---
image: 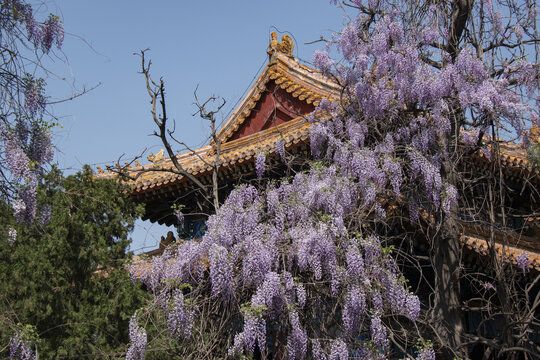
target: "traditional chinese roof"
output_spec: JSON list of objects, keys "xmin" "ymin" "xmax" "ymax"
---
[
  {"xmin": 214, "ymin": 38, "xmax": 338, "ymax": 145},
  {"xmin": 96, "ymin": 34, "xmax": 339, "ymax": 225},
  {"xmin": 107, "ymin": 31, "xmax": 539, "ymax": 272},
  {"xmin": 97, "ymin": 33, "xmax": 539, "ymax": 246}
]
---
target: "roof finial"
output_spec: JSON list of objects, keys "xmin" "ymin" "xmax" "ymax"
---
[
  {"xmin": 147, "ymin": 149, "xmax": 165, "ymax": 163},
  {"xmin": 268, "ymin": 31, "xmax": 294, "ymax": 59}
]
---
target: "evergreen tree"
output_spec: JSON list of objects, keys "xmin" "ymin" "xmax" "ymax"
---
[{"xmin": 0, "ymin": 166, "xmax": 148, "ymax": 359}]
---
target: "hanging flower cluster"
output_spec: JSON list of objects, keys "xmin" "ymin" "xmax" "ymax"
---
[
  {"xmin": 255, "ymin": 152, "xmax": 266, "ymax": 179},
  {"xmin": 11, "ymin": 1, "xmax": 64, "ymax": 54},
  {"xmin": 126, "ymin": 315, "xmax": 147, "ymax": 360},
  {"xmin": 310, "ymin": 8, "xmax": 536, "ymax": 220},
  {"xmin": 1, "ymin": 122, "xmax": 54, "ymax": 224},
  {"xmin": 9, "ymin": 326, "xmax": 39, "ymax": 360},
  {"xmin": 516, "ymin": 252, "xmax": 531, "ymax": 273}
]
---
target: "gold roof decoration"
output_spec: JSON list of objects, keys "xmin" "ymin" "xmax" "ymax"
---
[
  {"xmin": 147, "ymin": 149, "xmax": 165, "ymax": 163},
  {"xmin": 268, "ymin": 31, "xmax": 294, "ymax": 58}
]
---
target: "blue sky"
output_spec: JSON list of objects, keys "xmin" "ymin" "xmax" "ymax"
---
[{"xmin": 42, "ymin": 1, "xmax": 344, "ymax": 252}]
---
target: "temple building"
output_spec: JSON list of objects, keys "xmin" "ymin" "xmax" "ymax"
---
[{"xmin": 98, "ymin": 33, "xmax": 540, "ymax": 271}]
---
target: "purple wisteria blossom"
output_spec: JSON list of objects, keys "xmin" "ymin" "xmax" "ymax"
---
[
  {"xmin": 8, "ymin": 227, "xmax": 17, "ymax": 245},
  {"xmin": 28, "ymin": 128, "xmax": 53, "ymax": 164},
  {"xmin": 370, "ymin": 313, "xmax": 389, "ymax": 348},
  {"xmin": 406, "ymin": 294, "xmax": 421, "ymax": 320},
  {"xmin": 461, "ymin": 129, "xmax": 480, "ymax": 147},
  {"xmin": 287, "ymin": 311, "xmax": 308, "ymax": 359},
  {"xmin": 242, "ymin": 226, "xmax": 277, "ymax": 287},
  {"xmin": 275, "ymin": 138, "xmax": 286, "ymax": 161},
  {"xmin": 442, "ymin": 184, "xmax": 458, "ymax": 216},
  {"xmin": 419, "ymin": 8, "xmax": 439, "ymax": 44},
  {"xmin": 255, "ymin": 152, "xmax": 266, "ymax": 179},
  {"xmin": 21, "ymin": 10, "xmax": 65, "ymax": 54},
  {"xmin": 296, "ymin": 283, "xmax": 306, "ymax": 308},
  {"xmin": 312, "ymin": 339, "xmax": 327, "ymax": 360},
  {"xmin": 416, "ymin": 343, "xmax": 436, "ymax": 360},
  {"xmin": 371, "ymin": 289, "xmax": 384, "ymax": 312},
  {"xmin": 346, "ymin": 244, "xmax": 364, "ymax": 278},
  {"xmin": 126, "ymin": 315, "xmax": 146, "ymax": 360},
  {"xmin": 229, "ymin": 314, "xmax": 266, "ymax": 356},
  {"xmin": 209, "ymin": 244, "xmax": 235, "ymax": 298},
  {"xmin": 313, "ymin": 50, "xmax": 334, "ymax": 75},
  {"xmin": 516, "ymin": 252, "xmax": 530, "ymax": 272},
  {"xmin": 4, "ymin": 136, "xmax": 31, "ymax": 181},
  {"xmin": 329, "ymin": 339, "xmax": 348, "ymax": 360},
  {"xmin": 408, "ymin": 148, "xmax": 442, "ymax": 206},
  {"xmin": 9, "ymin": 330, "xmax": 38, "ymax": 360},
  {"xmin": 251, "ymin": 272, "xmax": 284, "ymax": 317},
  {"xmin": 13, "ymin": 186, "xmax": 37, "ymax": 223},
  {"xmin": 383, "ymin": 157, "xmax": 401, "ymax": 196},
  {"xmin": 41, "ymin": 15, "xmax": 63, "ymax": 53},
  {"xmin": 343, "ymin": 285, "xmax": 366, "ymax": 334},
  {"xmin": 2, "ymin": 124, "xmax": 54, "ymax": 224},
  {"xmin": 310, "ymin": 122, "xmax": 328, "ymax": 158},
  {"xmin": 128, "ymin": 157, "xmax": 423, "ymax": 355},
  {"xmin": 0, "ymin": 2, "xmax": 65, "ymax": 228},
  {"xmin": 374, "ymin": 202, "xmax": 386, "ymax": 220},
  {"xmin": 23, "ymin": 6, "xmax": 41, "ymax": 45},
  {"xmin": 167, "ymin": 289, "xmax": 194, "ymax": 340},
  {"xmin": 24, "ymin": 82, "xmax": 45, "ymax": 118}
]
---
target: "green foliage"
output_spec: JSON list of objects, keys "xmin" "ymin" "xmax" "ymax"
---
[{"xmin": 0, "ymin": 166, "xmax": 148, "ymax": 358}]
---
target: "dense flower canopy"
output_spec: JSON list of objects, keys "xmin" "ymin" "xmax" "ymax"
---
[{"xmin": 127, "ymin": 0, "xmax": 538, "ymax": 358}]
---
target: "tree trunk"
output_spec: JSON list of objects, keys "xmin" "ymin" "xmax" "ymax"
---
[
  {"xmin": 432, "ymin": 0, "xmax": 475, "ymax": 348},
  {"xmin": 432, "ymin": 103, "xmax": 468, "ymax": 358},
  {"xmin": 432, "ymin": 208, "xmax": 467, "ymax": 360}
]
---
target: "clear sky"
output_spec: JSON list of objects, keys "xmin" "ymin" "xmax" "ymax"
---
[{"xmin": 42, "ymin": 1, "xmax": 344, "ymax": 252}]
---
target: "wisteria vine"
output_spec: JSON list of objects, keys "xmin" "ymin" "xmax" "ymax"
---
[
  {"xmin": 0, "ymin": 1, "xmax": 62, "ymax": 227},
  {"xmin": 4, "ymin": 3, "xmax": 63, "ymax": 356},
  {"xmin": 127, "ymin": 0, "xmax": 537, "ymax": 358}
]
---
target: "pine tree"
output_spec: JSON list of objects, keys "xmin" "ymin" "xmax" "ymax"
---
[{"xmin": 0, "ymin": 166, "xmax": 148, "ymax": 359}]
